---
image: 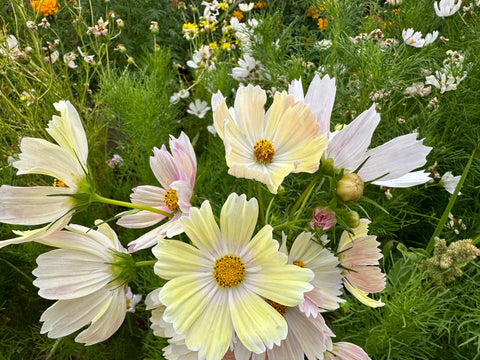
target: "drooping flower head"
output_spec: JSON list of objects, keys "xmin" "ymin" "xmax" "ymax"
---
[
  {"xmin": 212, "ymin": 85, "xmax": 328, "ymax": 194},
  {"xmin": 153, "ymin": 193, "xmax": 314, "ymax": 360},
  {"xmin": 0, "ymin": 100, "xmax": 91, "ymax": 248},
  {"xmin": 117, "ymin": 132, "xmax": 196, "ymax": 252},
  {"xmin": 289, "ymin": 75, "xmax": 433, "ymax": 188},
  {"xmin": 32, "ymin": 221, "xmax": 134, "ymax": 345},
  {"xmin": 337, "ymin": 219, "xmax": 386, "ymax": 308},
  {"xmin": 31, "ymin": 0, "xmax": 60, "ymax": 16}
]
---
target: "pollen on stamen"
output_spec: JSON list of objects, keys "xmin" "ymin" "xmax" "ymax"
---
[
  {"xmin": 253, "ymin": 138, "xmax": 275, "ymax": 163},
  {"xmin": 293, "ymin": 259, "xmax": 306, "ymax": 268},
  {"xmin": 53, "ymin": 179, "xmax": 69, "ymax": 188},
  {"xmin": 213, "ymin": 254, "xmax": 246, "ymax": 288},
  {"xmin": 164, "ymin": 188, "xmax": 180, "ymax": 212},
  {"xmin": 266, "ymin": 299, "xmax": 288, "ymax": 315}
]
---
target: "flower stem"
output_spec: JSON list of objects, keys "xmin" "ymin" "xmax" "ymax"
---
[
  {"xmin": 257, "ymin": 181, "xmax": 265, "ymax": 225},
  {"xmin": 91, "ymin": 193, "xmax": 173, "ymax": 218},
  {"xmin": 426, "ymin": 141, "xmax": 478, "ymax": 254},
  {"xmin": 135, "ymin": 260, "xmax": 156, "ymax": 268}
]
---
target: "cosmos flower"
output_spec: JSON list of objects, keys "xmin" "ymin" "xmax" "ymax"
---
[
  {"xmin": 153, "ymin": 193, "xmax": 314, "ymax": 360},
  {"xmin": 402, "ymin": 28, "xmax": 438, "ymax": 47},
  {"xmin": 281, "ymin": 232, "xmax": 344, "ymax": 317},
  {"xmin": 32, "ymin": 221, "xmax": 132, "ymax": 345},
  {"xmin": 337, "ymin": 219, "xmax": 386, "ymax": 308},
  {"xmin": 186, "ymin": 99, "xmax": 211, "ymax": 118},
  {"xmin": 289, "ymin": 75, "xmax": 433, "ymax": 188},
  {"xmin": 434, "ymin": 0, "xmax": 462, "ymax": 17},
  {"xmin": 0, "ymin": 100, "xmax": 91, "ymax": 248},
  {"xmin": 212, "ymin": 84, "xmax": 327, "ymax": 194},
  {"xmin": 31, "ymin": 0, "xmax": 60, "ymax": 16},
  {"xmin": 117, "ymin": 132, "xmax": 196, "ymax": 252},
  {"xmin": 440, "ymin": 171, "xmax": 461, "ymax": 195}
]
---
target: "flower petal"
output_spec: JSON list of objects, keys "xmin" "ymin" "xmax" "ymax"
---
[
  {"xmin": 220, "ymin": 193, "xmax": 258, "ymax": 255},
  {"xmin": 303, "ymin": 74, "xmax": 336, "ymax": 136},
  {"xmin": 230, "ymin": 287, "xmax": 287, "ymax": 353},
  {"xmin": 13, "ymin": 137, "xmax": 85, "ymax": 189},
  {"xmin": 48, "ymin": 100, "xmax": 88, "ymax": 166},
  {"xmin": 344, "ymin": 280, "xmax": 384, "ymax": 308},
  {"xmin": 33, "ymin": 249, "xmax": 111, "ymax": 300},
  {"xmin": 0, "ymin": 185, "xmax": 76, "ymax": 225},
  {"xmin": 180, "ymin": 200, "xmax": 222, "ymax": 259}
]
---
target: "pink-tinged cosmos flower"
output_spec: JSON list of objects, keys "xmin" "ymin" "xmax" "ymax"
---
[
  {"xmin": 153, "ymin": 193, "xmax": 314, "ymax": 360},
  {"xmin": 32, "ymin": 221, "xmax": 131, "ymax": 345},
  {"xmin": 0, "ymin": 100, "xmax": 90, "ymax": 248},
  {"xmin": 212, "ymin": 85, "xmax": 327, "ymax": 194},
  {"xmin": 324, "ymin": 342, "xmax": 371, "ymax": 360},
  {"xmin": 280, "ymin": 232, "xmax": 344, "ymax": 317},
  {"xmin": 117, "ymin": 132, "xmax": 196, "ymax": 252},
  {"xmin": 337, "ymin": 219, "xmax": 386, "ymax": 308},
  {"xmin": 310, "ymin": 206, "xmax": 336, "ymax": 230},
  {"xmin": 289, "ymin": 75, "xmax": 433, "ymax": 188},
  {"xmin": 233, "ymin": 306, "xmax": 335, "ymax": 360}
]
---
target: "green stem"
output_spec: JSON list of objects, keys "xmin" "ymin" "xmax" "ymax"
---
[
  {"xmin": 426, "ymin": 141, "xmax": 478, "ymax": 254},
  {"xmin": 257, "ymin": 181, "xmax": 265, "ymax": 225},
  {"xmin": 273, "ymin": 218, "xmax": 311, "ymax": 230},
  {"xmin": 135, "ymin": 260, "xmax": 156, "ymax": 267},
  {"xmin": 288, "ymin": 175, "xmax": 320, "ymax": 222},
  {"xmin": 91, "ymin": 193, "xmax": 173, "ymax": 218},
  {"xmin": 0, "ymin": 257, "xmax": 33, "ymax": 282}
]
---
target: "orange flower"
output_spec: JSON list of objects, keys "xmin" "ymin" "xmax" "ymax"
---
[
  {"xmin": 254, "ymin": 1, "xmax": 267, "ymax": 8},
  {"xmin": 306, "ymin": 5, "xmax": 319, "ymax": 18},
  {"xmin": 232, "ymin": 10, "xmax": 244, "ymax": 20},
  {"xmin": 31, "ymin": 0, "xmax": 60, "ymax": 16},
  {"xmin": 317, "ymin": 17, "xmax": 328, "ymax": 31}
]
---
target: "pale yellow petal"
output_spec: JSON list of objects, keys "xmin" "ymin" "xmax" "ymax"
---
[{"xmin": 344, "ymin": 280, "xmax": 384, "ymax": 308}]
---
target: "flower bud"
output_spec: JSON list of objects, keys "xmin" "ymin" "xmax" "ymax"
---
[
  {"xmin": 116, "ymin": 18, "xmax": 125, "ymax": 29},
  {"xmin": 344, "ymin": 210, "xmax": 360, "ymax": 228},
  {"xmin": 337, "ymin": 173, "xmax": 364, "ymax": 201}
]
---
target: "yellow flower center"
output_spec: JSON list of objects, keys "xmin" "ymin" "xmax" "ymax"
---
[
  {"xmin": 253, "ymin": 138, "xmax": 275, "ymax": 163},
  {"xmin": 293, "ymin": 259, "xmax": 306, "ymax": 268},
  {"xmin": 266, "ymin": 299, "xmax": 288, "ymax": 315},
  {"xmin": 52, "ymin": 179, "xmax": 68, "ymax": 188},
  {"xmin": 213, "ymin": 254, "xmax": 246, "ymax": 288},
  {"xmin": 164, "ymin": 189, "xmax": 180, "ymax": 212},
  {"xmin": 126, "ymin": 299, "xmax": 131, "ymax": 309}
]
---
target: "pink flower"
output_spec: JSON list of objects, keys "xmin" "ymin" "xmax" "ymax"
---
[
  {"xmin": 337, "ymin": 219, "xmax": 386, "ymax": 308},
  {"xmin": 324, "ymin": 342, "xmax": 371, "ymax": 360},
  {"xmin": 310, "ymin": 206, "xmax": 336, "ymax": 230},
  {"xmin": 117, "ymin": 132, "xmax": 196, "ymax": 252}
]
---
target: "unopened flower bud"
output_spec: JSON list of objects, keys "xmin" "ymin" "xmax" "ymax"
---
[
  {"xmin": 150, "ymin": 21, "xmax": 159, "ymax": 34},
  {"xmin": 337, "ymin": 173, "xmax": 364, "ymax": 201},
  {"xmin": 116, "ymin": 18, "xmax": 125, "ymax": 29},
  {"xmin": 344, "ymin": 210, "xmax": 360, "ymax": 228},
  {"xmin": 127, "ymin": 56, "xmax": 135, "ymax": 64}
]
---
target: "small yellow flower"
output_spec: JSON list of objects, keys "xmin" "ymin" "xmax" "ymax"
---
[
  {"xmin": 31, "ymin": 0, "xmax": 60, "ymax": 16},
  {"xmin": 232, "ymin": 10, "xmax": 244, "ymax": 20},
  {"xmin": 221, "ymin": 42, "xmax": 232, "ymax": 50},
  {"xmin": 209, "ymin": 42, "xmax": 218, "ymax": 49},
  {"xmin": 218, "ymin": 2, "xmax": 229, "ymax": 10},
  {"xmin": 317, "ymin": 17, "xmax": 328, "ymax": 31},
  {"xmin": 393, "ymin": 8, "xmax": 400, "ymax": 15}
]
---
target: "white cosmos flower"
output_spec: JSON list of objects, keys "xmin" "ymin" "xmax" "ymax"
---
[
  {"xmin": 238, "ymin": 2, "xmax": 254, "ymax": 11},
  {"xmin": 337, "ymin": 219, "xmax": 386, "ymax": 308},
  {"xmin": 212, "ymin": 84, "xmax": 327, "ymax": 194},
  {"xmin": 434, "ymin": 0, "xmax": 462, "ymax": 17},
  {"xmin": 0, "ymin": 100, "xmax": 90, "ymax": 248},
  {"xmin": 402, "ymin": 29, "xmax": 438, "ymax": 48},
  {"xmin": 153, "ymin": 193, "xmax": 314, "ymax": 360},
  {"xmin": 280, "ymin": 232, "xmax": 344, "ymax": 316},
  {"xmin": 117, "ymin": 132, "xmax": 196, "ymax": 252},
  {"xmin": 289, "ymin": 75, "xmax": 433, "ymax": 188},
  {"xmin": 425, "ymin": 70, "xmax": 458, "ymax": 93},
  {"xmin": 32, "ymin": 221, "xmax": 132, "ymax": 345},
  {"xmin": 186, "ymin": 99, "xmax": 211, "ymax": 118},
  {"xmin": 441, "ymin": 171, "xmax": 461, "ymax": 195}
]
